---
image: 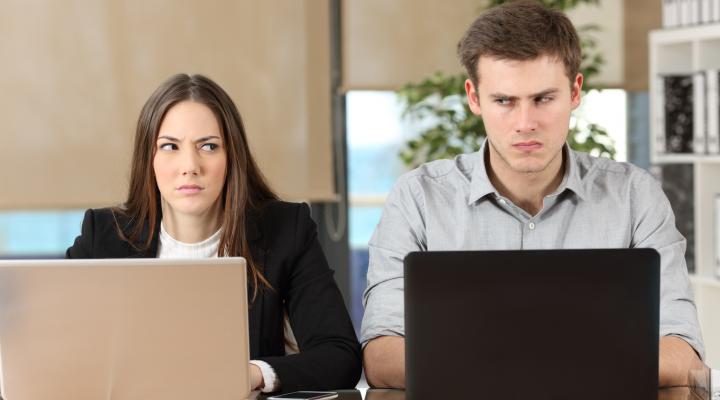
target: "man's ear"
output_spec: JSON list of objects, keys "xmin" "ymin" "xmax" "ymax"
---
[
  {"xmin": 466, "ymin": 79, "xmax": 482, "ymax": 116},
  {"xmin": 570, "ymin": 73, "xmax": 584, "ymax": 109}
]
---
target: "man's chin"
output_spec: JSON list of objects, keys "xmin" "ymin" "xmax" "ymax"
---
[{"xmin": 507, "ymin": 161, "xmax": 551, "ymax": 174}]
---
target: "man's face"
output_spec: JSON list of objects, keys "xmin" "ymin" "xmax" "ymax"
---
[{"xmin": 465, "ymin": 55, "xmax": 582, "ymax": 176}]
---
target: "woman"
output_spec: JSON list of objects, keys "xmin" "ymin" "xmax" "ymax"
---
[{"xmin": 66, "ymin": 73, "xmax": 361, "ymax": 394}]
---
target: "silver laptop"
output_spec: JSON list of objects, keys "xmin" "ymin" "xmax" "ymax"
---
[{"xmin": 0, "ymin": 258, "xmax": 250, "ymax": 400}]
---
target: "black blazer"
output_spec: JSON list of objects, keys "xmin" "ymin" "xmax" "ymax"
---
[{"xmin": 66, "ymin": 201, "xmax": 361, "ymax": 393}]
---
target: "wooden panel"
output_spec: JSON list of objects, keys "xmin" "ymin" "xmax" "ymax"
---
[
  {"xmin": 0, "ymin": 0, "xmax": 334, "ymax": 209},
  {"xmin": 566, "ymin": 0, "xmax": 624, "ymax": 88},
  {"xmin": 342, "ymin": 0, "xmax": 479, "ymax": 90},
  {"xmin": 343, "ymin": 0, "xmax": 625, "ymax": 90},
  {"xmin": 624, "ymin": 0, "xmax": 662, "ymax": 91}
]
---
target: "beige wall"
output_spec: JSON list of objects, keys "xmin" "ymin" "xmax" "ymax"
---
[
  {"xmin": 343, "ymin": 0, "xmax": 655, "ymax": 91},
  {"xmin": 567, "ymin": 0, "xmax": 624, "ymax": 87},
  {"xmin": 624, "ymin": 0, "xmax": 662, "ymax": 91},
  {"xmin": 342, "ymin": 0, "xmax": 479, "ymax": 90},
  {"xmin": 0, "ymin": 0, "xmax": 334, "ymax": 209},
  {"xmin": 1, "ymin": 0, "xmax": 662, "ymax": 209}
]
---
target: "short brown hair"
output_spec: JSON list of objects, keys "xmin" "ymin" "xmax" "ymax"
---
[{"xmin": 457, "ymin": 0, "xmax": 581, "ymax": 87}]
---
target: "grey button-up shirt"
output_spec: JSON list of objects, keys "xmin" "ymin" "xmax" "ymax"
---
[{"xmin": 361, "ymin": 142, "xmax": 704, "ymax": 358}]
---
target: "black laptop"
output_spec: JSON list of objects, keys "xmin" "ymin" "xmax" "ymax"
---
[{"xmin": 404, "ymin": 249, "xmax": 660, "ymax": 400}]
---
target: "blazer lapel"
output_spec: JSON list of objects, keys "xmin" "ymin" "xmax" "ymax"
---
[
  {"xmin": 112, "ymin": 209, "xmax": 162, "ymax": 258},
  {"xmin": 124, "ymin": 217, "xmax": 160, "ymax": 258}
]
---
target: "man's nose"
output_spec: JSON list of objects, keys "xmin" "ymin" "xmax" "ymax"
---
[{"xmin": 514, "ymin": 103, "xmax": 539, "ymax": 134}]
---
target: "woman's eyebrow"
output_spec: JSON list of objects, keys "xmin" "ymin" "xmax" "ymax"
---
[
  {"xmin": 193, "ymin": 135, "xmax": 222, "ymax": 143},
  {"xmin": 156, "ymin": 135, "xmax": 221, "ymax": 142}
]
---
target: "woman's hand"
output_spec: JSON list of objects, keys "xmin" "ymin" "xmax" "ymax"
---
[{"xmin": 250, "ymin": 363, "xmax": 264, "ymax": 391}]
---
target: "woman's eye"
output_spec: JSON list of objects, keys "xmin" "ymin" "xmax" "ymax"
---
[
  {"xmin": 200, "ymin": 143, "xmax": 219, "ymax": 151},
  {"xmin": 159, "ymin": 143, "xmax": 177, "ymax": 151}
]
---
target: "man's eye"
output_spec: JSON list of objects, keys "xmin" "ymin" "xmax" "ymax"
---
[
  {"xmin": 159, "ymin": 143, "xmax": 177, "ymax": 151},
  {"xmin": 495, "ymin": 98, "xmax": 511, "ymax": 105},
  {"xmin": 536, "ymin": 96, "xmax": 553, "ymax": 103},
  {"xmin": 200, "ymin": 143, "xmax": 219, "ymax": 151}
]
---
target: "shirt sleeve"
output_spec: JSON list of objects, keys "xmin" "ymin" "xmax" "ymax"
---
[
  {"xmin": 631, "ymin": 171, "xmax": 705, "ymax": 359},
  {"xmin": 360, "ymin": 173, "xmax": 427, "ymax": 346},
  {"xmin": 249, "ymin": 360, "xmax": 279, "ymax": 393}
]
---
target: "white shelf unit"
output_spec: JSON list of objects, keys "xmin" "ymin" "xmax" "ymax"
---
[{"xmin": 650, "ymin": 23, "xmax": 720, "ymax": 367}]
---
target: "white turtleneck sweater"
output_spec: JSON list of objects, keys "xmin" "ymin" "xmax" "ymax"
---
[
  {"xmin": 157, "ymin": 223, "xmax": 222, "ymax": 259},
  {"xmin": 157, "ymin": 223, "xmax": 279, "ymax": 393}
]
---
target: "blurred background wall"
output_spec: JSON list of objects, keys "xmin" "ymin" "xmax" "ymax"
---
[{"xmin": 0, "ymin": 0, "xmax": 335, "ymax": 209}]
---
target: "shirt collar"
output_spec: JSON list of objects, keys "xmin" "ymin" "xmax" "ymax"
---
[
  {"xmin": 467, "ymin": 139, "xmax": 587, "ymax": 205},
  {"xmin": 560, "ymin": 145, "xmax": 587, "ymax": 201},
  {"xmin": 467, "ymin": 140, "xmax": 497, "ymax": 205}
]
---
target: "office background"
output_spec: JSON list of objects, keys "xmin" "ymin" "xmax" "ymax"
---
[{"xmin": 0, "ymin": 0, "xmax": 717, "ymax": 366}]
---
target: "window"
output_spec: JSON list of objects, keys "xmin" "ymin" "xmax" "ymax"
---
[
  {"xmin": 346, "ymin": 91, "xmax": 411, "ymax": 328},
  {"xmin": 0, "ymin": 210, "xmax": 84, "ymax": 258}
]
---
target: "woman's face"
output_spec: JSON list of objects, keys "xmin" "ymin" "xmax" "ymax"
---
[{"xmin": 153, "ymin": 100, "xmax": 227, "ymax": 219}]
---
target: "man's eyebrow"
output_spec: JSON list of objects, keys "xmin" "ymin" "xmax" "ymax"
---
[
  {"xmin": 530, "ymin": 88, "xmax": 560, "ymax": 98},
  {"xmin": 489, "ymin": 93, "xmax": 517, "ymax": 100},
  {"xmin": 488, "ymin": 88, "xmax": 560, "ymax": 100}
]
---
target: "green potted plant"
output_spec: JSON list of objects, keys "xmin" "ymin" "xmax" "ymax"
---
[{"xmin": 398, "ymin": 0, "xmax": 616, "ymax": 168}]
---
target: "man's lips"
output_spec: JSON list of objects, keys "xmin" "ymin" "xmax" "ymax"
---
[
  {"xmin": 176, "ymin": 184, "xmax": 204, "ymax": 194},
  {"xmin": 512, "ymin": 141, "xmax": 542, "ymax": 151}
]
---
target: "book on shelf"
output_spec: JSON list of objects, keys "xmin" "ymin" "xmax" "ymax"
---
[
  {"xmin": 693, "ymin": 72, "xmax": 707, "ymax": 154},
  {"xmin": 656, "ymin": 75, "xmax": 667, "ymax": 153},
  {"xmin": 657, "ymin": 71, "xmax": 720, "ymax": 156},
  {"xmin": 716, "ymin": 194, "xmax": 720, "ymax": 278},
  {"xmin": 663, "ymin": 0, "xmax": 677, "ymax": 28},
  {"xmin": 681, "ymin": 0, "xmax": 691, "ymax": 26},
  {"xmin": 659, "ymin": 74, "xmax": 695, "ymax": 154},
  {"xmin": 663, "ymin": 0, "xmax": 720, "ymax": 26},
  {"xmin": 702, "ymin": 0, "xmax": 715, "ymax": 23},
  {"xmin": 708, "ymin": 69, "xmax": 720, "ymax": 154}
]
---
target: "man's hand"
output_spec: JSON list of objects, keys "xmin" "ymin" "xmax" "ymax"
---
[
  {"xmin": 364, "ymin": 336, "xmax": 406, "ymax": 389},
  {"xmin": 659, "ymin": 336, "xmax": 704, "ymax": 387}
]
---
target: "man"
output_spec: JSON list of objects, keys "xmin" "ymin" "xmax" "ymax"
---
[{"xmin": 360, "ymin": 0, "xmax": 704, "ymax": 389}]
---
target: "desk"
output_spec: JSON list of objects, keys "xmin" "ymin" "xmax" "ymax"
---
[
  {"xmin": 257, "ymin": 366, "xmax": 716, "ymax": 399},
  {"xmin": 259, "ymin": 387, "xmax": 713, "ymax": 400}
]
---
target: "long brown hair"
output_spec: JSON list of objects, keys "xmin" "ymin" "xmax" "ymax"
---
[{"xmin": 114, "ymin": 73, "xmax": 278, "ymax": 299}]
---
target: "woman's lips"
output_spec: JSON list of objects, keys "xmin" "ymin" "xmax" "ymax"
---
[
  {"xmin": 176, "ymin": 184, "xmax": 203, "ymax": 194},
  {"xmin": 513, "ymin": 141, "xmax": 542, "ymax": 151}
]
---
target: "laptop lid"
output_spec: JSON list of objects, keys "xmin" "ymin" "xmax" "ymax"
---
[
  {"xmin": 0, "ymin": 258, "xmax": 250, "ymax": 400},
  {"xmin": 405, "ymin": 249, "xmax": 660, "ymax": 400}
]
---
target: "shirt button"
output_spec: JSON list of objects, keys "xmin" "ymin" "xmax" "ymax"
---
[
  {"xmin": 499, "ymin": 199, "xmax": 506, "ymax": 205},
  {"xmin": 528, "ymin": 222, "xmax": 535, "ymax": 230}
]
